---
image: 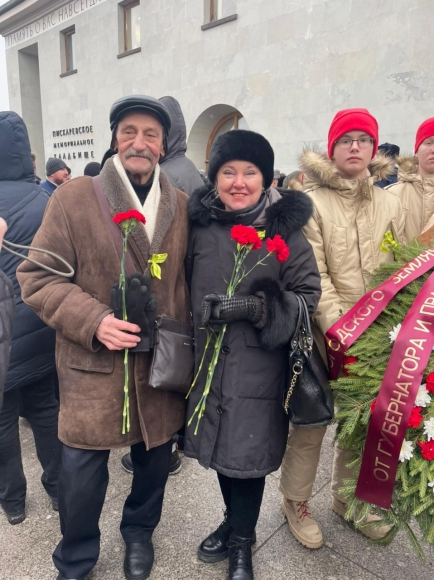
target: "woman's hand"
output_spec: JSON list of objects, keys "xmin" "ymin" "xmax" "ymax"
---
[{"xmin": 201, "ymin": 293, "xmax": 263, "ymax": 326}]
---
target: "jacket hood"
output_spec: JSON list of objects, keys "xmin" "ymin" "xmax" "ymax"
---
[
  {"xmin": 395, "ymin": 155, "xmax": 419, "ymax": 182},
  {"xmin": 159, "ymin": 96, "xmax": 187, "ymax": 161},
  {"xmin": 0, "ymin": 111, "xmax": 34, "ymax": 182},
  {"xmin": 188, "ymin": 183, "xmax": 313, "ymax": 239},
  {"xmin": 299, "ymin": 148, "xmax": 395, "ymax": 190}
]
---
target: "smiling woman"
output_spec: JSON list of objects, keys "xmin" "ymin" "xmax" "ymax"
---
[{"xmin": 184, "ymin": 129, "xmax": 322, "ymax": 580}]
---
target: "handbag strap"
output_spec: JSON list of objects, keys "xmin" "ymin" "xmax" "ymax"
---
[
  {"xmin": 284, "ymin": 294, "xmax": 312, "ymax": 414},
  {"xmin": 92, "ymin": 175, "xmax": 136, "ymax": 276}
]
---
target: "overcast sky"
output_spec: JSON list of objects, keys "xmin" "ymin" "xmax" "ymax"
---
[{"xmin": 0, "ymin": 0, "xmax": 10, "ymax": 110}]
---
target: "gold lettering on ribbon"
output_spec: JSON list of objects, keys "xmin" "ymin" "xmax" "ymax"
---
[{"xmin": 370, "ymin": 291, "xmax": 434, "ymax": 485}]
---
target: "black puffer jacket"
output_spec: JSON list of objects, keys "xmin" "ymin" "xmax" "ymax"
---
[
  {"xmin": 0, "ymin": 112, "xmax": 55, "ymax": 392},
  {"xmin": 0, "ymin": 270, "xmax": 14, "ymax": 410},
  {"xmin": 184, "ymin": 185, "xmax": 321, "ymax": 478},
  {"xmin": 159, "ymin": 96, "xmax": 204, "ymax": 196}
]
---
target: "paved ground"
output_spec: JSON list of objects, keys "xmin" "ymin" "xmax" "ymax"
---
[{"xmin": 1, "ymin": 422, "xmax": 433, "ymax": 580}]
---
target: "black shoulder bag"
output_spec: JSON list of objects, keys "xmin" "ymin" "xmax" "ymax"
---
[{"xmin": 284, "ymin": 294, "xmax": 334, "ymax": 427}]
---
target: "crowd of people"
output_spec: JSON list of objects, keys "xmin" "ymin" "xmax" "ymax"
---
[{"xmin": 0, "ymin": 95, "xmax": 434, "ymax": 580}]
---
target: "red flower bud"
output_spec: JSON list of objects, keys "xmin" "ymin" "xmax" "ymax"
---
[
  {"xmin": 408, "ymin": 407, "xmax": 423, "ymax": 429},
  {"xmin": 418, "ymin": 440, "xmax": 434, "ymax": 461},
  {"xmin": 113, "ymin": 210, "xmax": 146, "ymax": 224},
  {"xmin": 426, "ymin": 372, "xmax": 434, "ymax": 394},
  {"xmin": 265, "ymin": 235, "xmax": 290, "ymax": 263},
  {"xmin": 230, "ymin": 225, "xmax": 262, "ymax": 249}
]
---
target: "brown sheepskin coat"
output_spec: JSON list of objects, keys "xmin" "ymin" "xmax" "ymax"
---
[{"xmin": 17, "ymin": 158, "xmax": 190, "ymax": 450}]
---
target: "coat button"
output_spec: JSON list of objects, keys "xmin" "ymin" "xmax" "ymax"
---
[
  {"xmin": 217, "ymin": 405, "xmax": 224, "ymax": 415},
  {"xmin": 222, "ymin": 345, "xmax": 231, "ymax": 355}
]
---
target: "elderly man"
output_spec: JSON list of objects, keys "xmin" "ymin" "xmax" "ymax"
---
[
  {"xmin": 40, "ymin": 158, "xmax": 70, "ymax": 195},
  {"xmin": 387, "ymin": 117, "xmax": 434, "ymax": 242},
  {"xmin": 18, "ymin": 96, "xmax": 190, "ymax": 580}
]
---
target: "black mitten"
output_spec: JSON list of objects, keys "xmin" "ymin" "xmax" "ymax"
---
[
  {"xmin": 110, "ymin": 273, "xmax": 158, "ymax": 352},
  {"xmin": 126, "ymin": 273, "xmax": 158, "ymax": 353},
  {"xmin": 201, "ymin": 293, "xmax": 263, "ymax": 326}
]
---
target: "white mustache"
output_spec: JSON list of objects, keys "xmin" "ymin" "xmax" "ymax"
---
[{"xmin": 124, "ymin": 148, "xmax": 154, "ymax": 161}]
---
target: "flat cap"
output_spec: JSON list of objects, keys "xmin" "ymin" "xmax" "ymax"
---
[{"xmin": 109, "ymin": 95, "xmax": 172, "ymax": 135}]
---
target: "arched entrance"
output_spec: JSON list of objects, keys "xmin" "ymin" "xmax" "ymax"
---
[{"xmin": 187, "ymin": 104, "xmax": 248, "ymax": 172}]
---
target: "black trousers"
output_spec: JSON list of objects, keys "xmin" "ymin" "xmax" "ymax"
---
[
  {"xmin": 0, "ymin": 373, "xmax": 62, "ymax": 514},
  {"xmin": 217, "ymin": 472, "xmax": 266, "ymax": 538},
  {"xmin": 53, "ymin": 438, "xmax": 172, "ymax": 579}
]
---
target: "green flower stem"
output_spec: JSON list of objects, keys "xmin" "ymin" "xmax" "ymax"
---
[
  {"xmin": 120, "ymin": 229, "xmax": 130, "ymax": 434},
  {"xmin": 188, "ymin": 324, "xmax": 227, "ymax": 435},
  {"xmin": 187, "ymin": 241, "xmax": 273, "ymax": 434},
  {"xmin": 186, "ymin": 328, "xmax": 212, "ymax": 399},
  {"xmin": 122, "ymin": 347, "xmax": 129, "ymax": 435}
]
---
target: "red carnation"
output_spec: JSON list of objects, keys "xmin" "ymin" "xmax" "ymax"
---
[
  {"xmin": 343, "ymin": 355, "xmax": 358, "ymax": 377},
  {"xmin": 418, "ymin": 440, "xmax": 434, "ymax": 461},
  {"xmin": 266, "ymin": 235, "xmax": 290, "ymax": 263},
  {"xmin": 370, "ymin": 399, "xmax": 377, "ymax": 413},
  {"xmin": 426, "ymin": 372, "xmax": 434, "ymax": 394},
  {"xmin": 408, "ymin": 407, "xmax": 423, "ymax": 429},
  {"xmin": 113, "ymin": 210, "xmax": 146, "ymax": 224},
  {"xmin": 230, "ymin": 225, "xmax": 262, "ymax": 250}
]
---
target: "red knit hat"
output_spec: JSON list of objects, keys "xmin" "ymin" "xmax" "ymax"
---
[
  {"xmin": 328, "ymin": 108, "xmax": 379, "ymax": 159},
  {"xmin": 415, "ymin": 118, "xmax": 434, "ymax": 152}
]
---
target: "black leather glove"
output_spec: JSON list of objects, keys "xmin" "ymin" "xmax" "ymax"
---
[
  {"xmin": 201, "ymin": 293, "xmax": 263, "ymax": 326},
  {"xmin": 111, "ymin": 273, "xmax": 158, "ymax": 352}
]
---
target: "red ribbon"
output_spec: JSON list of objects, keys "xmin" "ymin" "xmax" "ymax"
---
[
  {"xmin": 325, "ymin": 249, "xmax": 434, "ymax": 380},
  {"xmin": 356, "ymin": 272, "xmax": 434, "ymax": 508}
]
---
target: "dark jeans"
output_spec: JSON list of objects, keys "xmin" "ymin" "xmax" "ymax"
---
[
  {"xmin": 53, "ymin": 438, "xmax": 172, "ymax": 579},
  {"xmin": 217, "ymin": 472, "xmax": 266, "ymax": 537},
  {"xmin": 0, "ymin": 373, "xmax": 62, "ymax": 514}
]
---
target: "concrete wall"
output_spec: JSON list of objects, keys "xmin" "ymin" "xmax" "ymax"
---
[{"xmin": 3, "ymin": 0, "xmax": 434, "ymax": 175}]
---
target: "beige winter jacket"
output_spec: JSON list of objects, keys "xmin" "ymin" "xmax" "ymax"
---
[
  {"xmin": 386, "ymin": 156, "xmax": 434, "ymax": 243},
  {"xmin": 300, "ymin": 150, "xmax": 405, "ymax": 342}
]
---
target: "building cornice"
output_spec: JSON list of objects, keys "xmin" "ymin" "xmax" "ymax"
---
[{"xmin": 0, "ymin": 0, "xmax": 86, "ymax": 37}]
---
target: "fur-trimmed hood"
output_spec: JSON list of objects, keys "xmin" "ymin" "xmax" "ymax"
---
[
  {"xmin": 395, "ymin": 155, "xmax": 420, "ymax": 182},
  {"xmin": 299, "ymin": 149, "xmax": 395, "ymax": 190},
  {"xmin": 188, "ymin": 183, "xmax": 313, "ymax": 239}
]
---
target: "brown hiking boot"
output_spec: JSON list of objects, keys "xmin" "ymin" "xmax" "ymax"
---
[
  {"xmin": 331, "ymin": 497, "xmax": 390, "ymax": 540},
  {"xmin": 281, "ymin": 498, "xmax": 323, "ymax": 549}
]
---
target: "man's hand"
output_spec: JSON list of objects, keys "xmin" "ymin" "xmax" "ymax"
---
[
  {"xmin": 95, "ymin": 313, "xmax": 141, "ymax": 351},
  {"xmin": 0, "ymin": 218, "xmax": 7, "ymax": 247}
]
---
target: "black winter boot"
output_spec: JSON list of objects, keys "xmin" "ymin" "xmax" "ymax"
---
[
  {"xmin": 197, "ymin": 510, "xmax": 232, "ymax": 563},
  {"xmin": 227, "ymin": 535, "xmax": 254, "ymax": 580}
]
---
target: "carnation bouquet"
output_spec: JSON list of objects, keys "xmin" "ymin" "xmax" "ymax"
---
[
  {"xmin": 330, "ymin": 239, "xmax": 434, "ymax": 558},
  {"xmin": 187, "ymin": 224, "xmax": 289, "ymax": 434}
]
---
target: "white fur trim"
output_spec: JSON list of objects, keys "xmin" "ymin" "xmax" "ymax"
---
[{"xmin": 112, "ymin": 154, "xmax": 161, "ymax": 243}]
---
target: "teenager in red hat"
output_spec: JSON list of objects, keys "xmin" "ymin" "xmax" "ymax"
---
[
  {"xmin": 279, "ymin": 108, "xmax": 405, "ymax": 549},
  {"xmin": 387, "ymin": 117, "xmax": 434, "ymax": 242}
]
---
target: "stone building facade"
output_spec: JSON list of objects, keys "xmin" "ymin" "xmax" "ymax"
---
[{"xmin": 0, "ymin": 0, "xmax": 432, "ymax": 178}]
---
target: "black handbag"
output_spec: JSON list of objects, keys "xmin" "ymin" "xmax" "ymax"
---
[
  {"xmin": 148, "ymin": 316, "xmax": 195, "ymax": 394},
  {"xmin": 284, "ymin": 294, "xmax": 334, "ymax": 427}
]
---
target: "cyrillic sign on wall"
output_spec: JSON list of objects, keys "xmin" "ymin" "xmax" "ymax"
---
[{"xmin": 5, "ymin": 0, "xmax": 108, "ymax": 49}]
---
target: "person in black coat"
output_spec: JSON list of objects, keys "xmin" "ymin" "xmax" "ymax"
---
[
  {"xmin": 159, "ymin": 96, "xmax": 204, "ymax": 196},
  {"xmin": 0, "ymin": 218, "xmax": 14, "ymax": 413},
  {"xmin": 0, "ymin": 111, "xmax": 62, "ymax": 525},
  {"xmin": 184, "ymin": 130, "xmax": 321, "ymax": 580}
]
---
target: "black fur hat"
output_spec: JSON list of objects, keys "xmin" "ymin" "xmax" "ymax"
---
[{"xmin": 208, "ymin": 130, "xmax": 274, "ymax": 188}]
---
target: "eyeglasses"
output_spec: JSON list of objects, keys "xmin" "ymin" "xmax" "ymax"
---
[{"xmin": 334, "ymin": 137, "xmax": 374, "ymax": 149}]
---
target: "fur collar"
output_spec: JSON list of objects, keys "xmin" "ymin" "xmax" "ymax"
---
[
  {"xmin": 99, "ymin": 157, "xmax": 177, "ymax": 272},
  {"xmin": 188, "ymin": 183, "xmax": 313, "ymax": 239},
  {"xmin": 396, "ymin": 155, "xmax": 418, "ymax": 174},
  {"xmin": 299, "ymin": 149, "xmax": 395, "ymax": 189}
]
